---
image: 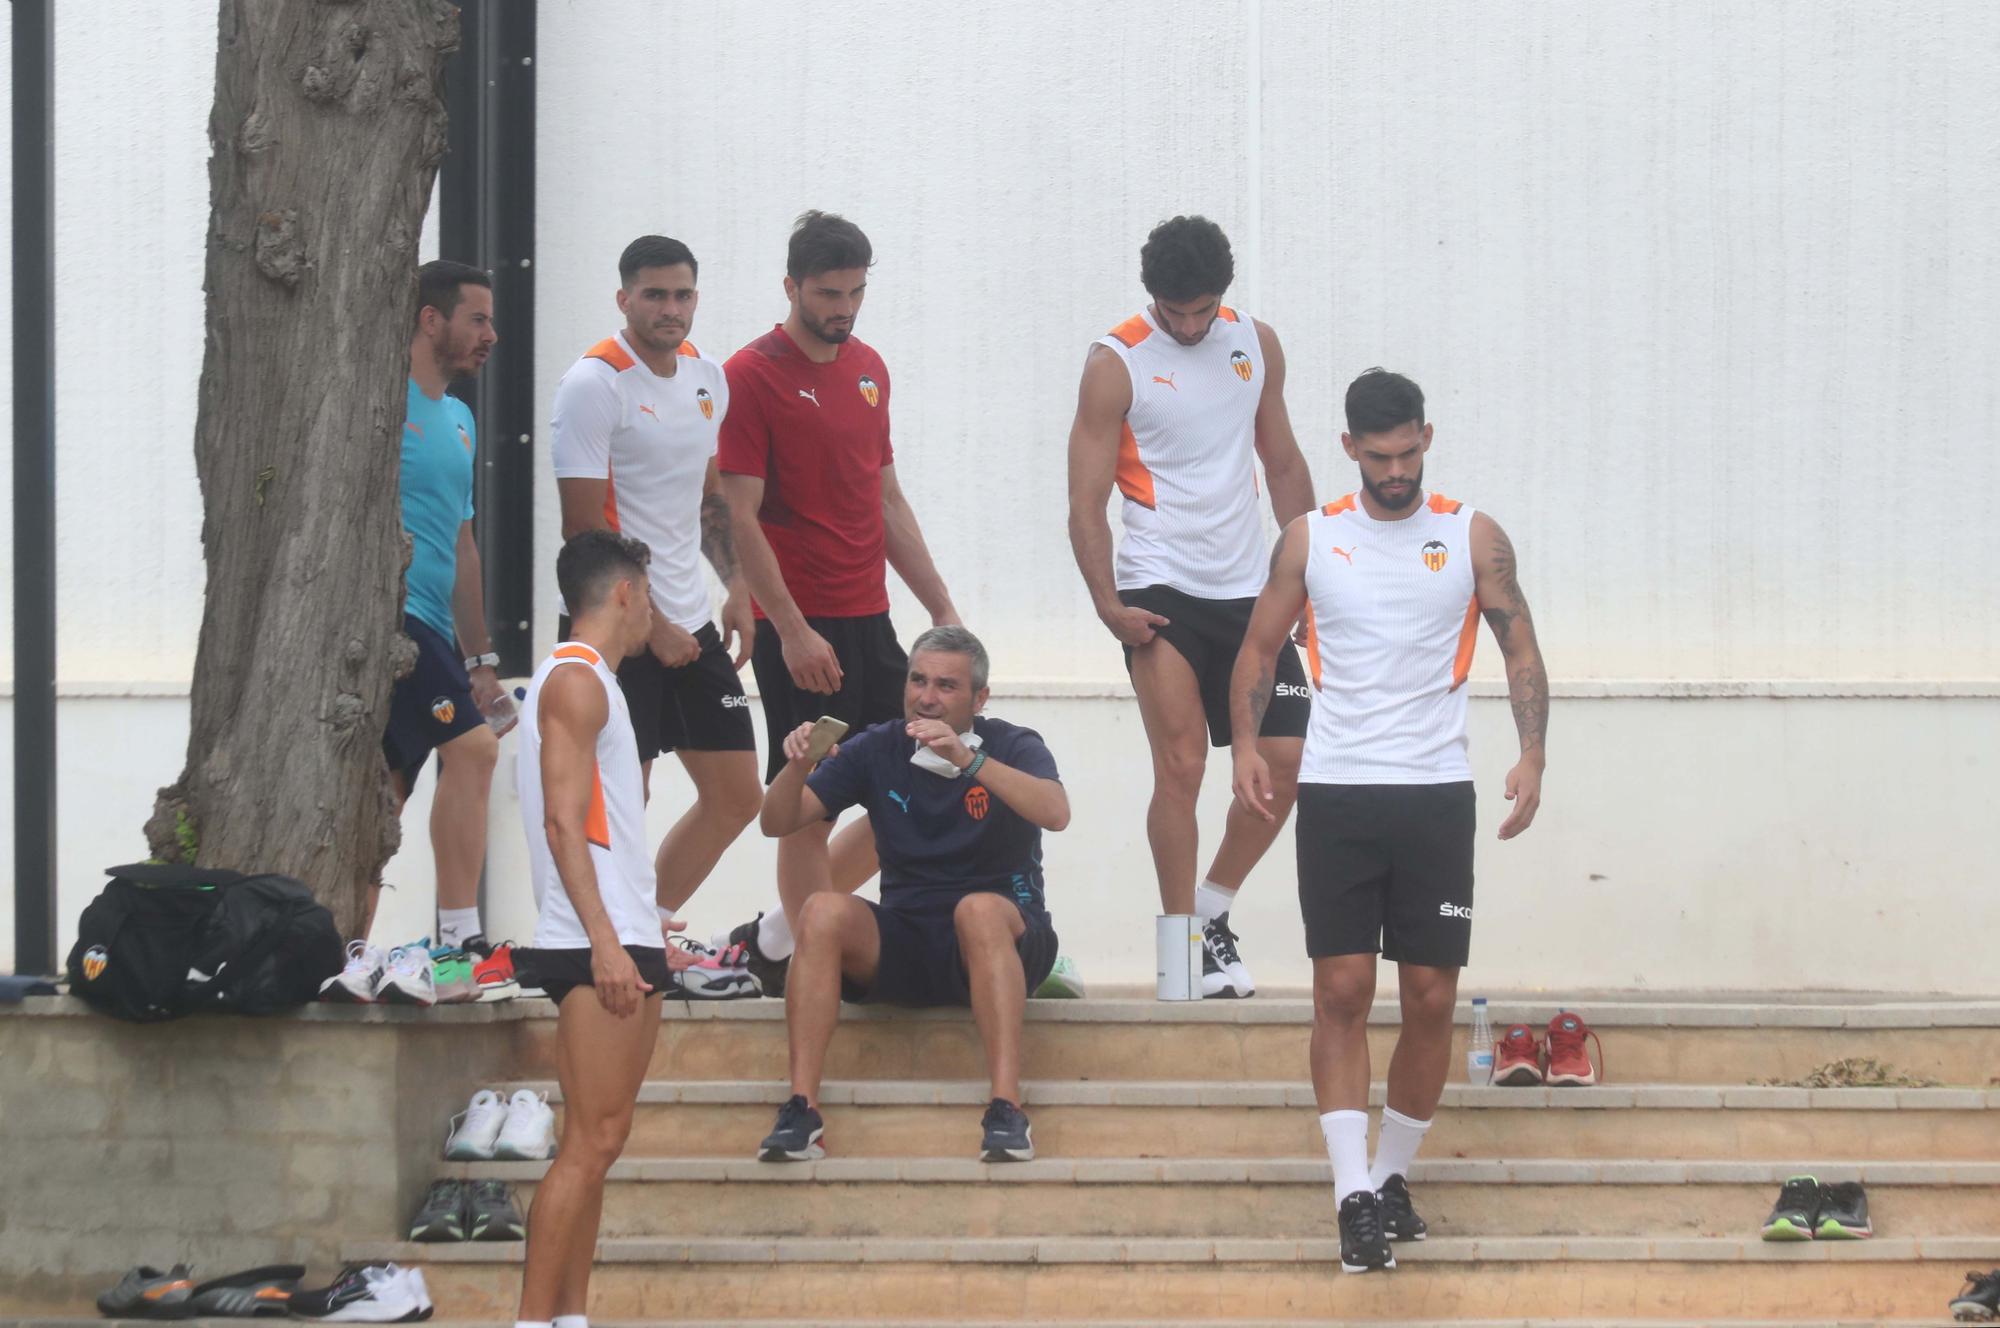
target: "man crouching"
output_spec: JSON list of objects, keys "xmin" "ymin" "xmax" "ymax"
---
[{"xmin": 755, "ymin": 625, "xmax": 1069, "ymax": 1163}]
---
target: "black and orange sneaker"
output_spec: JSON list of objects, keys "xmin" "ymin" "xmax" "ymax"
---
[{"xmin": 96, "ymin": 1264, "xmax": 195, "ymax": 1318}]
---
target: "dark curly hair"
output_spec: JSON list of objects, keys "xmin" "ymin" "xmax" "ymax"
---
[{"xmin": 1139, "ymin": 216, "xmax": 1234, "ymax": 303}]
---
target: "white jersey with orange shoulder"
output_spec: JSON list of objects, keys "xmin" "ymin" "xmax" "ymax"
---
[
  {"xmin": 1298, "ymin": 491, "xmax": 1481, "ymax": 785},
  {"xmin": 550, "ymin": 332, "xmax": 729, "ymax": 631},
  {"xmin": 516, "ymin": 642, "xmax": 658, "ymax": 949},
  {"xmin": 1095, "ymin": 305, "xmax": 1268, "ymax": 599}
]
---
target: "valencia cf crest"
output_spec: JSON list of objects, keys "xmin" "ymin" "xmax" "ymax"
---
[
  {"xmin": 1421, "ymin": 540, "xmax": 1449, "ymax": 572},
  {"xmin": 858, "ymin": 375, "xmax": 880, "ymax": 407},
  {"xmin": 964, "ymin": 785, "xmax": 990, "ymax": 820},
  {"xmin": 696, "ymin": 387, "xmax": 714, "ymax": 420},
  {"xmin": 431, "ymin": 697, "xmax": 456, "ymax": 725},
  {"xmin": 1230, "ymin": 350, "xmax": 1253, "ymax": 382},
  {"xmin": 82, "ymin": 944, "xmax": 109, "ymax": 982}
]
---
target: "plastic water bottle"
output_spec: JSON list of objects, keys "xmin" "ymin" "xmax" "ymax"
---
[
  {"xmin": 1466, "ymin": 997, "xmax": 1494, "ymax": 1084},
  {"xmin": 484, "ymin": 688, "xmax": 520, "ymax": 735}
]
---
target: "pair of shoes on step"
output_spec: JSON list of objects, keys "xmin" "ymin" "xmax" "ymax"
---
[
  {"xmin": 1490, "ymin": 1010, "xmax": 1604, "ymax": 1086},
  {"xmin": 757, "ymin": 1093, "xmax": 1036, "ymax": 1164},
  {"xmin": 97, "ymin": 1264, "xmax": 303, "ymax": 1318},
  {"xmin": 444, "ymin": 1088, "xmax": 555, "ymax": 1161},
  {"xmin": 320, "ymin": 937, "xmax": 513, "ymax": 1007},
  {"xmin": 1762, "ymin": 1174, "xmax": 1873, "ymax": 1240},
  {"xmin": 408, "ymin": 1177, "xmax": 525, "ymax": 1242},
  {"xmin": 1336, "ymin": 1173, "xmax": 1427, "ymax": 1274}
]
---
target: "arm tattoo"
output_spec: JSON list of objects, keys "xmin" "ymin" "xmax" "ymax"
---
[
  {"xmin": 1244, "ymin": 660, "xmax": 1276, "ymax": 734},
  {"xmin": 700, "ymin": 492, "xmax": 737, "ymax": 581},
  {"xmin": 1480, "ymin": 523, "xmax": 1547, "ymax": 755}
]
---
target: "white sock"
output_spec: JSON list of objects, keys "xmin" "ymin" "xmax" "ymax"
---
[
  {"xmin": 553, "ymin": 1316, "xmax": 587, "ymax": 1328},
  {"xmin": 1193, "ymin": 880, "xmax": 1237, "ymax": 922},
  {"xmin": 514, "ymin": 1321, "xmax": 553, "ymax": 1328},
  {"xmin": 1369, "ymin": 1105, "xmax": 1433, "ymax": 1190},
  {"xmin": 757, "ymin": 906, "xmax": 795, "ymax": 960},
  {"xmin": 438, "ymin": 906, "xmax": 483, "ymax": 949},
  {"xmin": 1319, "ymin": 1108, "xmax": 1371, "ymax": 1203}
]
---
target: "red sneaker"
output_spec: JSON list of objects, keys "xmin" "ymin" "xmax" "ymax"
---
[
  {"xmin": 1492, "ymin": 1024, "xmax": 1545, "ymax": 1085},
  {"xmin": 472, "ymin": 942, "xmax": 517, "ymax": 996},
  {"xmin": 1544, "ymin": 1010, "xmax": 1603, "ymax": 1087}
]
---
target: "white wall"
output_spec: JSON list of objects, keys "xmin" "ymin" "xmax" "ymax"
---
[{"xmin": 3, "ymin": 2, "xmax": 1998, "ymax": 990}]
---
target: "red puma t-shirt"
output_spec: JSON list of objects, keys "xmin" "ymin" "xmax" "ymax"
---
[{"xmin": 718, "ymin": 325, "xmax": 894, "ymax": 619}]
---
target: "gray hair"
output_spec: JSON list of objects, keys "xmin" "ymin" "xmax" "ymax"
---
[{"xmin": 909, "ymin": 625, "xmax": 990, "ymax": 691}]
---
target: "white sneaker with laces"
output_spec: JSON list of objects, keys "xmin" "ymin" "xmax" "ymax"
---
[
  {"xmin": 397, "ymin": 1265, "xmax": 432, "ymax": 1319},
  {"xmin": 374, "ymin": 944, "xmax": 436, "ymax": 1007},
  {"xmin": 673, "ymin": 938, "xmax": 759, "ymax": 1000},
  {"xmin": 445, "ymin": 1088, "xmax": 508, "ymax": 1160},
  {"xmin": 320, "ymin": 941, "xmax": 385, "ymax": 1004},
  {"xmin": 320, "ymin": 1265, "xmax": 419, "ymax": 1322},
  {"xmin": 493, "ymin": 1089, "xmax": 556, "ymax": 1160}
]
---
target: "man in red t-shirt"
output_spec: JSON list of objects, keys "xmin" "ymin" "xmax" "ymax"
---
[{"xmin": 714, "ymin": 210, "xmax": 959, "ymax": 994}]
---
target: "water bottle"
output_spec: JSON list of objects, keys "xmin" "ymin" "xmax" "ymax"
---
[{"xmin": 1465, "ymin": 996, "xmax": 1494, "ymax": 1084}]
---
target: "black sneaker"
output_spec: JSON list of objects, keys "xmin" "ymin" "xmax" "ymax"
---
[
  {"xmin": 1814, "ymin": 1180, "xmax": 1872, "ymax": 1239},
  {"xmin": 1337, "ymin": 1189, "xmax": 1396, "ymax": 1273},
  {"xmin": 720, "ymin": 913, "xmax": 790, "ymax": 998},
  {"xmin": 1199, "ymin": 912, "xmax": 1254, "ymax": 998},
  {"xmin": 1377, "ymin": 1172, "xmax": 1428, "ymax": 1242},
  {"xmin": 980, "ymin": 1097, "xmax": 1035, "ymax": 1162},
  {"xmin": 96, "ymin": 1264, "xmax": 195, "ymax": 1318},
  {"xmin": 458, "ymin": 934, "xmax": 494, "ymax": 960},
  {"xmin": 1951, "ymin": 1269, "xmax": 2000, "ymax": 1321},
  {"xmin": 1760, "ymin": 1174, "xmax": 1819, "ymax": 1241},
  {"xmin": 467, "ymin": 1179, "xmax": 526, "ymax": 1241},
  {"xmin": 758, "ymin": 1093, "xmax": 825, "ymax": 1161},
  {"xmin": 408, "ymin": 1178, "xmax": 467, "ymax": 1241}
]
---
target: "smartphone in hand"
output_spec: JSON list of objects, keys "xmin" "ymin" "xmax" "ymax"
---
[{"xmin": 804, "ymin": 715, "xmax": 849, "ymax": 764}]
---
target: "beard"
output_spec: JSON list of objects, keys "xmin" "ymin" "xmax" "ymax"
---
[
  {"xmin": 800, "ymin": 309, "xmax": 853, "ymax": 344},
  {"xmin": 1362, "ymin": 463, "xmax": 1423, "ymax": 511}
]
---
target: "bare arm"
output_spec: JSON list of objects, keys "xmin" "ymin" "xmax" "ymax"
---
[
  {"xmin": 702, "ymin": 460, "xmax": 754, "ymax": 667},
  {"xmin": 451, "ymin": 522, "xmax": 506, "ymax": 717},
  {"xmin": 881, "ymin": 464, "xmax": 959, "ymax": 626},
  {"xmin": 904, "ymin": 720, "xmax": 1070, "ymax": 832},
  {"xmin": 759, "ymin": 721, "xmax": 836, "ymax": 838},
  {"xmin": 721, "ymin": 470, "xmax": 841, "ymax": 692},
  {"xmin": 1228, "ymin": 520, "xmax": 1310, "ymax": 821},
  {"xmin": 1250, "ymin": 320, "xmax": 1316, "ymax": 526},
  {"xmin": 538, "ymin": 666, "xmax": 650, "ymax": 1014},
  {"xmin": 555, "ymin": 477, "xmax": 699, "ymax": 666},
  {"xmin": 1065, "ymin": 346, "xmax": 1167, "ymax": 645},
  {"xmin": 1471, "ymin": 511, "xmax": 1548, "ymax": 839}
]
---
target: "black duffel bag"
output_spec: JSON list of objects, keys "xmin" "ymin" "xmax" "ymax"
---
[{"xmin": 66, "ymin": 863, "xmax": 344, "ymax": 1021}]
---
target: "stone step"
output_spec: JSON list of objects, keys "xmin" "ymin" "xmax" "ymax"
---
[
  {"xmin": 30, "ymin": 1320, "xmax": 1962, "ymax": 1328},
  {"xmin": 502, "ymin": 997, "xmax": 2000, "ymax": 1087},
  {"xmin": 450, "ymin": 1155, "xmax": 2000, "ymax": 1239},
  {"xmin": 341, "ymin": 1235, "xmax": 2000, "ymax": 1321},
  {"xmin": 502, "ymin": 1079, "xmax": 2000, "ymax": 1161}
]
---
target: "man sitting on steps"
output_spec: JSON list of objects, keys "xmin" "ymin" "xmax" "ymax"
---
[{"xmin": 754, "ymin": 626, "xmax": 1069, "ymax": 1164}]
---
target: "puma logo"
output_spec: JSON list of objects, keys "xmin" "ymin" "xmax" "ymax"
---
[
  {"xmin": 1330, "ymin": 546, "xmax": 1352, "ymax": 565},
  {"xmin": 798, "ymin": 388, "xmax": 820, "ymax": 407},
  {"xmin": 1151, "ymin": 373, "xmax": 1178, "ymax": 391},
  {"xmin": 886, "ymin": 790, "xmax": 910, "ymax": 814},
  {"xmin": 637, "ymin": 404, "xmax": 658, "ymax": 420}
]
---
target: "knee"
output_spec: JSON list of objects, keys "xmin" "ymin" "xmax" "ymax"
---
[
  {"xmin": 1152, "ymin": 746, "xmax": 1206, "ymax": 800},
  {"xmin": 794, "ymin": 891, "xmax": 853, "ymax": 948},
  {"xmin": 709, "ymin": 774, "xmax": 763, "ymax": 830},
  {"xmin": 1399, "ymin": 973, "xmax": 1460, "ymax": 1028},
  {"xmin": 562, "ymin": 1110, "xmax": 633, "ymax": 1174},
  {"xmin": 952, "ymin": 892, "xmax": 1017, "ymax": 946},
  {"xmin": 1313, "ymin": 974, "xmax": 1373, "ymax": 1028}
]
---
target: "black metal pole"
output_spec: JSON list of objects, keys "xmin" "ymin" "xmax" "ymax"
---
[{"xmin": 12, "ymin": 0, "xmax": 57, "ymax": 976}]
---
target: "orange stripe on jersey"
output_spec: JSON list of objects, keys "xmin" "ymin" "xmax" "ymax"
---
[
  {"xmin": 1322, "ymin": 493, "xmax": 1357, "ymax": 516},
  {"xmin": 583, "ymin": 337, "xmax": 635, "ymax": 372},
  {"xmin": 676, "ymin": 340, "xmax": 699, "ymax": 359},
  {"xmin": 1303, "ymin": 599, "xmax": 1323, "ymax": 689},
  {"xmin": 1450, "ymin": 596, "xmax": 1480, "ymax": 690},
  {"xmin": 1216, "ymin": 306, "xmax": 1240, "ymax": 323},
  {"xmin": 1109, "ymin": 313, "xmax": 1153, "ymax": 348},
  {"xmin": 1427, "ymin": 491, "xmax": 1464, "ymax": 515},
  {"xmin": 585, "ymin": 762, "xmax": 611, "ymax": 849},
  {"xmin": 553, "ymin": 643, "xmax": 604, "ymax": 667},
  {"xmin": 1115, "ymin": 421, "xmax": 1157, "ymax": 509}
]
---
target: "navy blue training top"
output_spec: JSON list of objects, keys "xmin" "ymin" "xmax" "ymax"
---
[{"xmin": 806, "ymin": 715, "xmax": 1059, "ymax": 922}]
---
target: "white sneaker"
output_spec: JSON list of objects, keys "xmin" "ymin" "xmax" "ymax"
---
[
  {"xmin": 493, "ymin": 1089, "xmax": 556, "ymax": 1160},
  {"xmin": 1200, "ymin": 914, "xmax": 1255, "ymax": 999},
  {"xmin": 320, "ymin": 941, "xmax": 384, "ymax": 1004},
  {"xmin": 397, "ymin": 1265, "xmax": 432, "ymax": 1320},
  {"xmin": 374, "ymin": 944, "xmax": 436, "ymax": 1006},
  {"xmin": 671, "ymin": 938, "xmax": 759, "ymax": 1000},
  {"xmin": 301, "ymin": 1264, "xmax": 419, "ymax": 1322},
  {"xmin": 445, "ymin": 1088, "xmax": 508, "ymax": 1160}
]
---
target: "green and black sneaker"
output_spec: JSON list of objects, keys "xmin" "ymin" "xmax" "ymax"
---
[
  {"xmin": 468, "ymin": 1179, "xmax": 527, "ymax": 1241},
  {"xmin": 1815, "ymin": 1180, "xmax": 1873, "ymax": 1239},
  {"xmin": 1760, "ymin": 1174, "xmax": 1819, "ymax": 1241},
  {"xmin": 409, "ymin": 1178, "xmax": 467, "ymax": 1241}
]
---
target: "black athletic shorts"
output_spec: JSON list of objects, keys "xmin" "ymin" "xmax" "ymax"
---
[
  {"xmin": 382, "ymin": 614, "xmax": 484, "ymax": 785},
  {"xmin": 751, "ymin": 613, "xmax": 908, "ymax": 783},
  {"xmin": 558, "ymin": 617, "xmax": 755, "ymax": 762},
  {"xmin": 512, "ymin": 944, "xmax": 670, "ymax": 1006},
  {"xmin": 1118, "ymin": 584, "xmax": 1310, "ymax": 746},
  {"xmin": 1296, "ymin": 782, "xmax": 1476, "ymax": 968},
  {"xmin": 842, "ymin": 896, "xmax": 1060, "ymax": 1008}
]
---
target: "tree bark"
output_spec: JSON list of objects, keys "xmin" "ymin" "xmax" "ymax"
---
[{"xmin": 148, "ymin": 0, "xmax": 460, "ymax": 936}]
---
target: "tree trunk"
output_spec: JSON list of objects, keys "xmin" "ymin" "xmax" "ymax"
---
[{"xmin": 148, "ymin": 0, "xmax": 460, "ymax": 936}]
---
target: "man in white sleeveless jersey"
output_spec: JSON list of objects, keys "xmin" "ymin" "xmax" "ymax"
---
[
  {"xmin": 1230, "ymin": 369, "xmax": 1549, "ymax": 1275},
  {"xmin": 1066, "ymin": 216, "xmax": 1317, "ymax": 997},
  {"xmin": 511, "ymin": 530, "xmax": 663, "ymax": 1328}
]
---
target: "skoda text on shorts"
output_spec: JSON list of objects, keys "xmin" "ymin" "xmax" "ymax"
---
[
  {"xmin": 551, "ymin": 236, "xmax": 764, "ymax": 948},
  {"xmin": 1227, "ymin": 368, "xmax": 1550, "ymax": 1273},
  {"xmin": 372, "ymin": 260, "xmax": 503, "ymax": 950},
  {"xmin": 716, "ymin": 211, "xmax": 962, "ymax": 978},
  {"xmin": 1065, "ymin": 216, "xmax": 1317, "ymax": 999},
  {"xmin": 512, "ymin": 530, "xmax": 664, "ymax": 1324}
]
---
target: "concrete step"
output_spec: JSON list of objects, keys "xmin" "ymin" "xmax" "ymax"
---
[
  {"xmin": 504, "ymin": 997, "xmax": 2000, "ymax": 1087},
  {"xmin": 32, "ymin": 1320, "xmax": 1964, "ymax": 1328},
  {"xmin": 510, "ymin": 1079, "xmax": 2000, "ymax": 1161},
  {"xmin": 451, "ymin": 1155, "xmax": 2000, "ymax": 1239},
  {"xmin": 342, "ymin": 1235, "xmax": 2000, "ymax": 1321}
]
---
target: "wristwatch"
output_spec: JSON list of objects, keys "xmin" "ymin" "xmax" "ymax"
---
[{"xmin": 464, "ymin": 651, "xmax": 501, "ymax": 672}]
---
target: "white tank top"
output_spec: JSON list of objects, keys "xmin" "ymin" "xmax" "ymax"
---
[
  {"xmin": 1299, "ymin": 491, "xmax": 1481, "ymax": 785},
  {"xmin": 516, "ymin": 642, "xmax": 658, "ymax": 949},
  {"xmin": 1095, "ymin": 306, "xmax": 1268, "ymax": 598}
]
